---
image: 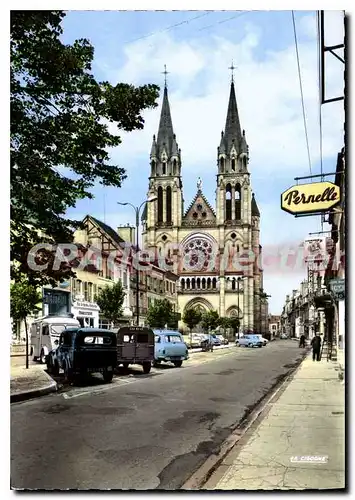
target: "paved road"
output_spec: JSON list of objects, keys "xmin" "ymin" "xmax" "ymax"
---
[{"xmin": 11, "ymin": 341, "xmax": 306, "ymax": 490}]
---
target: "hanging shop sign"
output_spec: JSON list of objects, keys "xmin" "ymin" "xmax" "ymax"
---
[
  {"xmin": 329, "ymin": 278, "xmax": 345, "ymax": 301},
  {"xmin": 281, "ymin": 182, "xmax": 341, "ymax": 215}
]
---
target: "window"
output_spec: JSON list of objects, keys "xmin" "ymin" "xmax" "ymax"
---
[
  {"xmin": 231, "ymin": 158, "xmax": 236, "ymax": 171},
  {"xmin": 166, "ymin": 186, "xmax": 172, "ymax": 223},
  {"xmin": 84, "ymin": 282, "xmax": 89, "ymax": 301},
  {"xmin": 166, "ymin": 335, "xmax": 182, "ymax": 343},
  {"xmin": 42, "ymin": 325, "xmax": 49, "ymax": 336},
  {"xmin": 155, "ymin": 335, "xmax": 161, "ymax": 343},
  {"xmin": 162, "ymin": 162, "xmax": 166, "ymax": 175},
  {"xmin": 88, "ymin": 282, "xmax": 93, "ymax": 302}
]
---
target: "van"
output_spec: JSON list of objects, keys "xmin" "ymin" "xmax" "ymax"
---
[
  {"xmin": 153, "ymin": 330, "xmax": 189, "ymax": 367},
  {"xmin": 30, "ymin": 314, "xmax": 80, "ymax": 363}
]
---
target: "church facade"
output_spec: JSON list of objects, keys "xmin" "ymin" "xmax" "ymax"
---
[{"xmin": 142, "ymin": 78, "xmax": 265, "ymax": 333}]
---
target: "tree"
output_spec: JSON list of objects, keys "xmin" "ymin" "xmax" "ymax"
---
[
  {"xmin": 95, "ymin": 281, "xmax": 125, "ymax": 328},
  {"xmin": 11, "ymin": 11, "xmax": 160, "ymax": 287},
  {"xmin": 201, "ymin": 310, "xmax": 220, "ymax": 333},
  {"xmin": 228, "ymin": 317, "xmax": 240, "ymax": 339},
  {"xmin": 146, "ymin": 299, "xmax": 174, "ymax": 329},
  {"xmin": 182, "ymin": 308, "xmax": 202, "ymax": 346},
  {"xmin": 11, "ymin": 280, "xmax": 42, "ymax": 368}
]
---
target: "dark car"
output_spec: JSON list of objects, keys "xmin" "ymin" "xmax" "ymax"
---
[
  {"xmin": 46, "ymin": 328, "xmax": 117, "ymax": 383},
  {"xmin": 117, "ymin": 326, "xmax": 154, "ymax": 374}
]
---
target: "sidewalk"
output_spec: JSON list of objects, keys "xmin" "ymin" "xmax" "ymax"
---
[
  {"xmin": 11, "ymin": 363, "xmax": 58, "ymax": 403},
  {"xmin": 205, "ymin": 353, "xmax": 345, "ymax": 491}
]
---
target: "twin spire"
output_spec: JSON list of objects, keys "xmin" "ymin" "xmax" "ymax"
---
[{"xmin": 151, "ymin": 64, "xmax": 248, "ymax": 166}]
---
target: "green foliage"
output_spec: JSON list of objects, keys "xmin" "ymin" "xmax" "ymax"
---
[
  {"xmin": 11, "ymin": 11, "xmax": 160, "ymax": 287},
  {"xmin": 201, "ymin": 310, "xmax": 220, "ymax": 332},
  {"xmin": 182, "ymin": 308, "xmax": 202, "ymax": 331},
  {"xmin": 218, "ymin": 317, "xmax": 231, "ymax": 329},
  {"xmin": 228, "ymin": 317, "xmax": 240, "ymax": 332},
  {"xmin": 10, "ymin": 280, "xmax": 42, "ymax": 321},
  {"xmin": 95, "ymin": 281, "xmax": 125, "ymax": 326},
  {"xmin": 147, "ymin": 299, "xmax": 174, "ymax": 329}
]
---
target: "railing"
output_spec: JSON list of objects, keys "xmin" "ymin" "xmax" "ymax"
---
[
  {"xmin": 181, "ymin": 220, "xmax": 216, "ymax": 227},
  {"xmin": 178, "ymin": 288, "xmax": 218, "ymax": 294},
  {"xmin": 155, "ymin": 222, "xmax": 173, "ymax": 228}
]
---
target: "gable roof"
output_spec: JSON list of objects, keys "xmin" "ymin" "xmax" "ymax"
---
[
  {"xmin": 88, "ymin": 216, "xmax": 125, "ymax": 246},
  {"xmin": 183, "ymin": 189, "xmax": 216, "ymax": 219}
]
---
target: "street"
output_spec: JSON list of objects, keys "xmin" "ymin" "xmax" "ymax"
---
[{"xmin": 11, "ymin": 340, "xmax": 306, "ymax": 490}]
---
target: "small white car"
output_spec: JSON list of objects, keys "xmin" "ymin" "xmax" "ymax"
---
[{"xmin": 236, "ymin": 334, "xmax": 263, "ymax": 348}]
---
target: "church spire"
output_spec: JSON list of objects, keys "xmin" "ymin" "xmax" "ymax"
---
[
  {"xmin": 221, "ymin": 80, "xmax": 243, "ymax": 153},
  {"xmin": 156, "ymin": 85, "xmax": 174, "ymax": 149}
]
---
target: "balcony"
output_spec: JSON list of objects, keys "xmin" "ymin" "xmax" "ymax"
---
[{"xmin": 179, "ymin": 287, "xmax": 217, "ymax": 294}]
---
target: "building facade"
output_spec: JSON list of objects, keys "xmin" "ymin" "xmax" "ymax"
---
[
  {"xmin": 142, "ymin": 79, "xmax": 267, "ymax": 332},
  {"xmin": 268, "ymin": 315, "xmax": 281, "ymax": 338}
]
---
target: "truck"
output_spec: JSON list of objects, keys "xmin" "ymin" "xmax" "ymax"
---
[{"xmin": 30, "ymin": 314, "xmax": 80, "ymax": 364}]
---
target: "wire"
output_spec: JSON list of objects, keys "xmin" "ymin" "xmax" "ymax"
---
[
  {"xmin": 316, "ymin": 11, "xmax": 324, "ymax": 231},
  {"xmin": 316, "ymin": 11, "xmax": 324, "ymax": 177},
  {"xmin": 197, "ymin": 11, "xmax": 249, "ymax": 32},
  {"xmin": 291, "ymin": 11, "xmax": 312, "ymax": 176},
  {"xmin": 123, "ymin": 12, "xmax": 211, "ymax": 44}
]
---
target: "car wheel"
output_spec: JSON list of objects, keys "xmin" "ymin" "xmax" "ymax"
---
[
  {"xmin": 236, "ymin": 342, "xmax": 240, "ymax": 347},
  {"xmin": 248, "ymin": 343, "xmax": 253, "ymax": 348},
  {"xmin": 122, "ymin": 362, "xmax": 129, "ymax": 371},
  {"xmin": 103, "ymin": 368, "xmax": 113, "ymax": 383},
  {"xmin": 142, "ymin": 362, "xmax": 151, "ymax": 374},
  {"xmin": 63, "ymin": 362, "xmax": 73, "ymax": 384},
  {"xmin": 40, "ymin": 350, "xmax": 46, "ymax": 364},
  {"xmin": 173, "ymin": 360, "xmax": 183, "ymax": 368},
  {"xmin": 52, "ymin": 361, "xmax": 59, "ymax": 376}
]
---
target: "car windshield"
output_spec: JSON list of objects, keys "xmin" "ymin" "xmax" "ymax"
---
[
  {"xmin": 166, "ymin": 335, "xmax": 182, "ymax": 343},
  {"xmin": 50, "ymin": 325, "xmax": 68, "ymax": 335}
]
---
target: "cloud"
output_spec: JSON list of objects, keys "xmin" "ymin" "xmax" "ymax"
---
[{"xmin": 104, "ymin": 11, "xmax": 344, "ymax": 179}]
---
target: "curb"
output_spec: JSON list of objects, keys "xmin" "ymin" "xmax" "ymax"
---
[
  {"xmin": 11, "ymin": 371, "xmax": 58, "ymax": 404},
  {"xmin": 181, "ymin": 351, "xmax": 308, "ymax": 490}
]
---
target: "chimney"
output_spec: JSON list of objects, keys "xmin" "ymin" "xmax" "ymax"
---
[{"xmin": 116, "ymin": 224, "xmax": 136, "ymax": 245}]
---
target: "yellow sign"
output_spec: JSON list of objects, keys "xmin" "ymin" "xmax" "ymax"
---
[{"xmin": 281, "ymin": 182, "xmax": 341, "ymax": 215}]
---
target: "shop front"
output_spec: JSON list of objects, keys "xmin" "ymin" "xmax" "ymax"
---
[{"xmin": 71, "ymin": 300, "xmax": 100, "ymax": 328}]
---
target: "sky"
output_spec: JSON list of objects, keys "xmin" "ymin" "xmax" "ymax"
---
[{"xmin": 61, "ymin": 9, "xmax": 345, "ymax": 314}]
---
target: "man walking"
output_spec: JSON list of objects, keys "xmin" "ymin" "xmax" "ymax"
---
[{"xmin": 311, "ymin": 333, "xmax": 322, "ymax": 361}]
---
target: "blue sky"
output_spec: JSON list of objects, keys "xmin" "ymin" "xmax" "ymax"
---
[{"xmin": 61, "ymin": 10, "xmax": 344, "ymax": 313}]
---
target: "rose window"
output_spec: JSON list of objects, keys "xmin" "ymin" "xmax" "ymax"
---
[{"xmin": 183, "ymin": 237, "xmax": 215, "ymax": 271}]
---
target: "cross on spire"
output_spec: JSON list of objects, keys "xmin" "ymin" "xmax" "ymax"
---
[
  {"xmin": 229, "ymin": 61, "xmax": 236, "ymax": 83},
  {"xmin": 162, "ymin": 64, "xmax": 169, "ymax": 87}
]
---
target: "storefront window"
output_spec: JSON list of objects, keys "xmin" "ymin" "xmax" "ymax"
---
[{"xmin": 99, "ymin": 319, "xmax": 111, "ymax": 329}]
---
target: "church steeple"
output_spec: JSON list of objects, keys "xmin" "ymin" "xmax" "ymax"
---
[
  {"xmin": 221, "ymin": 81, "xmax": 242, "ymax": 153},
  {"xmin": 156, "ymin": 85, "xmax": 174, "ymax": 152},
  {"xmin": 217, "ymin": 77, "xmax": 249, "ymax": 174},
  {"xmin": 150, "ymin": 74, "xmax": 181, "ymax": 178}
]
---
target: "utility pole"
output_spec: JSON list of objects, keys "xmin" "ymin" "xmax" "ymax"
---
[{"xmin": 118, "ymin": 196, "xmax": 157, "ymax": 326}]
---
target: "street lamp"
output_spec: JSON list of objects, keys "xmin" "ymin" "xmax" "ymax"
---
[
  {"xmin": 236, "ymin": 277, "xmax": 243, "ymax": 339},
  {"xmin": 117, "ymin": 196, "xmax": 157, "ymax": 326}
]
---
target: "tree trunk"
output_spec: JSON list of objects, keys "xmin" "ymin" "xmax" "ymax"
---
[{"xmin": 24, "ymin": 318, "xmax": 29, "ymax": 369}]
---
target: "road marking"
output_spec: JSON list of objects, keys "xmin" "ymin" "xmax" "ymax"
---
[{"xmin": 62, "ymin": 378, "xmax": 135, "ymax": 399}]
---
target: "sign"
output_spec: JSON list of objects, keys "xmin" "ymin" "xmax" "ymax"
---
[
  {"xmin": 281, "ymin": 182, "xmax": 341, "ymax": 215},
  {"xmin": 329, "ymin": 278, "xmax": 345, "ymax": 301},
  {"xmin": 78, "ymin": 310, "xmax": 93, "ymax": 316},
  {"xmin": 72, "ymin": 300, "xmax": 100, "ymax": 311},
  {"xmin": 304, "ymin": 237, "xmax": 327, "ymax": 266}
]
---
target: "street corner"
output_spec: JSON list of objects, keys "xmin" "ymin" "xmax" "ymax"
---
[{"xmin": 11, "ymin": 364, "xmax": 58, "ymax": 403}]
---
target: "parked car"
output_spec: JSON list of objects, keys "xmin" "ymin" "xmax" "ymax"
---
[
  {"xmin": 46, "ymin": 328, "xmax": 117, "ymax": 383},
  {"xmin": 255, "ymin": 335, "xmax": 268, "ymax": 346},
  {"xmin": 236, "ymin": 334, "xmax": 263, "ymax": 348},
  {"xmin": 187, "ymin": 333, "xmax": 205, "ymax": 348},
  {"xmin": 153, "ymin": 330, "xmax": 189, "ymax": 367},
  {"xmin": 116, "ymin": 326, "xmax": 154, "ymax": 374},
  {"xmin": 216, "ymin": 334, "xmax": 229, "ymax": 345}
]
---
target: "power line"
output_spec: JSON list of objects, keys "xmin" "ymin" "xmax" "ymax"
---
[
  {"xmin": 197, "ymin": 11, "xmax": 249, "ymax": 32},
  {"xmin": 316, "ymin": 11, "xmax": 324, "ymax": 177},
  {"xmin": 124, "ymin": 11, "xmax": 211, "ymax": 44},
  {"xmin": 291, "ymin": 11, "xmax": 312, "ymax": 176}
]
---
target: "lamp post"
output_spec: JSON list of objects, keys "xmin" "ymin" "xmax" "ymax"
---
[
  {"xmin": 236, "ymin": 277, "xmax": 243, "ymax": 339},
  {"xmin": 117, "ymin": 196, "xmax": 157, "ymax": 326}
]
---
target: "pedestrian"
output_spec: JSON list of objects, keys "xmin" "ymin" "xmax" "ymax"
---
[
  {"xmin": 311, "ymin": 333, "xmax": 321, "ymax": 361},
  {"xmin": 299, "ymin": 334, "xmax": 306, "ymax": 348}
]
